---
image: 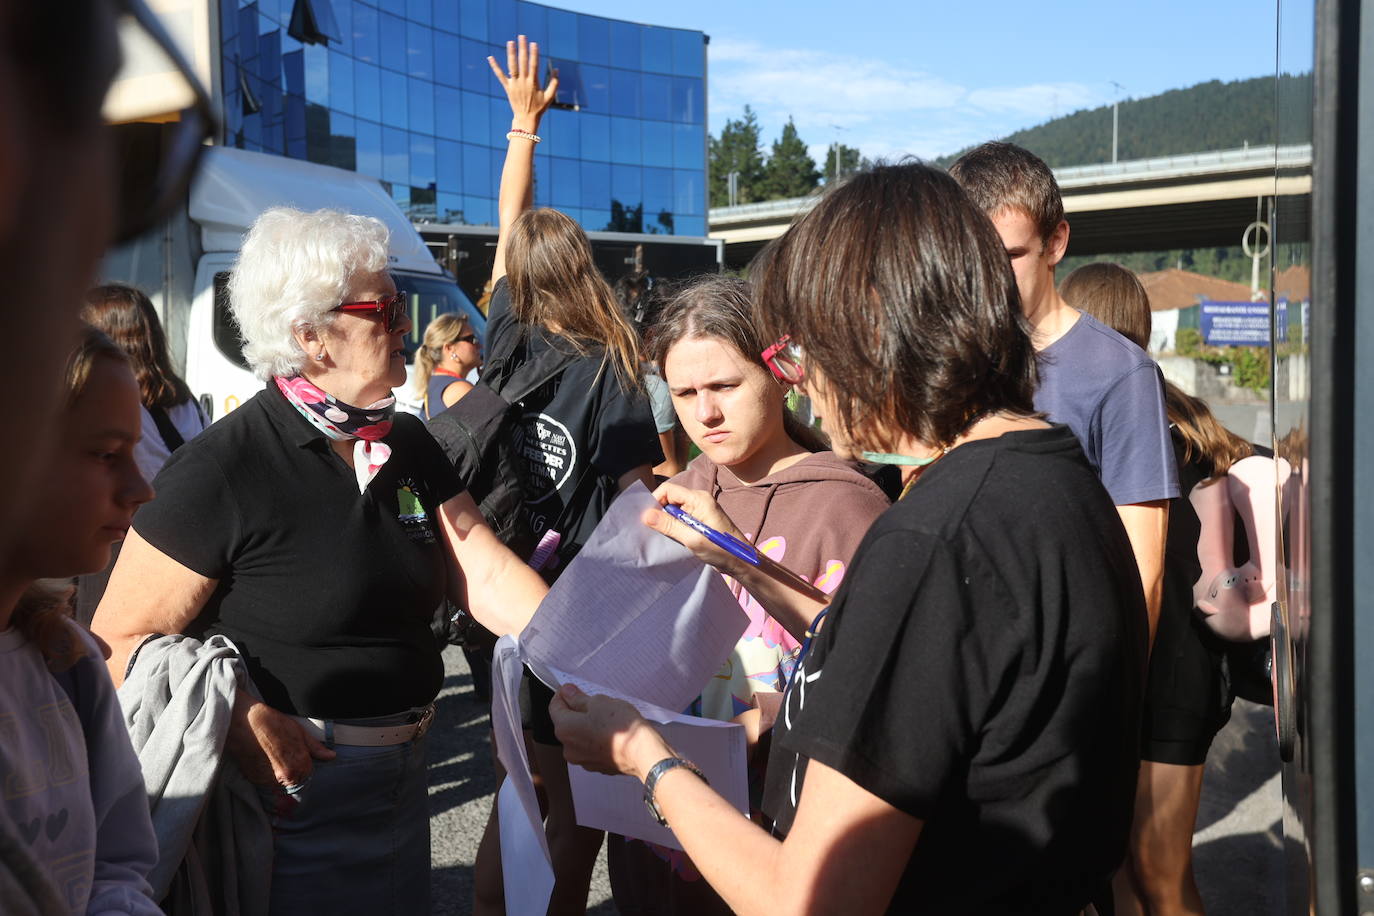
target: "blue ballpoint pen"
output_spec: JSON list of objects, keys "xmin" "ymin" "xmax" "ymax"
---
[{"xmin": 663, "ymin": 504, "xmax": 831, "ymax": 604}]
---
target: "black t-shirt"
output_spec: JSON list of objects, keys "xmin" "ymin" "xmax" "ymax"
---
[
  {"xmin": 763, "ymin": 426, "xmax": 1148, "ymax": 915},
  {"xmin": 132, "ymin": 381, "xmax": 464, "ymax": 718},
  {"xmin": 486, "ymin": 279, "xmax": 661, "ymax": 571}
]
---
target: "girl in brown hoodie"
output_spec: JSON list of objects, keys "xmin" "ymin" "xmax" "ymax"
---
[{"xmin": 607, "ymin": 276, "xmax": 891, "ymax": 915}]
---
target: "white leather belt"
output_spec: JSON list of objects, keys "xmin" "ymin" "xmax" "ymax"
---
[{"xmin": 295, "ymin": 704, "xmax": 435, "ymax": 747}]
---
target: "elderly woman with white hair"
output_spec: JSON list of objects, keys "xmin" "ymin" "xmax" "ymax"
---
[{"xmin": 92, "ymin": 207, "xmax": 547, "ymax": 914}]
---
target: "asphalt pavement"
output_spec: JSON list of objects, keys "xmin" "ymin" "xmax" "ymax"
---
[{"xmin": 427, "ymin": 650, "xmax": 1285, "ymax": 916}]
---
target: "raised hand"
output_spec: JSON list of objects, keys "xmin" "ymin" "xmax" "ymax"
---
[{"xmin": 487, "ymin": 34, "xmax": 559, "ymax": 133}]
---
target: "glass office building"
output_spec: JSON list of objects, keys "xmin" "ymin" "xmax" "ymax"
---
[{"xmin": 216, "ymin": 0, "xmax": 708, "ymax": 236}]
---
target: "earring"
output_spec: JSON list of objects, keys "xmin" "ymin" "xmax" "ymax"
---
[{"xmin": 314, "ymin": 352, "xmax": 326, "ymax": 361}]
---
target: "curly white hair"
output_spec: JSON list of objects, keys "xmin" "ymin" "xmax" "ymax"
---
[{"xmin": 229, "ymin": 207, "xmax": 391, "ymax": 380}]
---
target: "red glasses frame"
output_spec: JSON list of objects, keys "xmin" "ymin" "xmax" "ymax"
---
[
  {"xmin": 334, "ymin": 291, "xmax": 407, "ymax": 333},
  {"xmin": 762, "ymin": 333, "xmax": 804, "ymax": 385}
]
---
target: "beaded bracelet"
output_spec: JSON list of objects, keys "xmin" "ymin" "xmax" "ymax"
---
[{"xmin": 506, "ymin": 128, "xmax": 542, "ymax": 143}]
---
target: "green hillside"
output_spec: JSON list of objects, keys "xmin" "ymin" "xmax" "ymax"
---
[{"xmin": 935, "ymin": 73, "xmax": 1312, "ymax": 169}]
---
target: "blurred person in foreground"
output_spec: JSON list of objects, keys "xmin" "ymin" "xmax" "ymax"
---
[
  {"xmin": 0, "ymin": 328, "xmax": 158, "ymax": 916},
  {"xmin": 1061, "ymin": 262, "xmax": 1267, "ymax": 916},
  {"xmin": 92, "ymin": 207, "xmax": 549, "ymax": 915},
  {"xmin": 0, "ymin": 1, "xmax": 154, "ymax": 910},
  {"xmin": 549, "ymin": 162, "xmax": 1149, "ymax": 915}
]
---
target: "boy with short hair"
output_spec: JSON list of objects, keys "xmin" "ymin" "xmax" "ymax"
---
[{"xmin": 951, "ymin": 142, "xmax": 1178, "ymax": 645}]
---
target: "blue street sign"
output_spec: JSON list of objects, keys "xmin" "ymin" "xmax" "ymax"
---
[{"xmin": 1200, "ymin": 299, "xmax": 1288, "ymax": 346}]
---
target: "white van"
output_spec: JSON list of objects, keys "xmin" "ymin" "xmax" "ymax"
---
[{"xmin": 101, "ymin": 146, "xmax": 484, "ymax": 421}]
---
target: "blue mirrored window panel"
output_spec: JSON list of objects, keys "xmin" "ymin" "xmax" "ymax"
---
[
  {"xmin": 433, "ymin": 1, "xmax": 459, "ymax": 35},
  {"xmin": 643, "ymin": 167, "xmax": 673, "ymax": 217},
  {"xmin": 488, "ymin": 0, "xmax": 517, "ymax": 45},
  {"xmin": 545, "ymin": 107, "xmax": 579, "ymax": 159},
  {"xmin": 642, "ymin": 28, "xmax": 672, "ymax": 75},
  {"xmin": 580, "ymin": 112, "xmax": 610, "ymax": 162},
  {"xmin": 383, "ymin": 126, "xmax": 410, "ymax": 183},
  {"xmin": 609, "ymin": 21, "xmax": 641, "ymax": 71},
  {"xmin": 350, "ymin": 117, "xmax": 375, "ymax": 176},
  {"xmin": 671, "ymin": 77, "xmax": 702, "ymax": 124},
  {"xmin": 380, "ymin": 69, "xmax": 409, "ymax": 127},
  {"xmin": 410, "ymin": 133, "xmax": 437, "ymax": 187},
  {"xmin": 460, "ymin": 0, "xmax": 487, "ymax": 39},
  {"xmin": 610, "ymin": 118, "xmax": 640, "ymax": 165},
  {"xmin": 671, "ymin": 30, "xmax": 703, "ymax": 78},
  {"xmin": 547, "ymin": 9, "xmax": 578, "ymax": 59},
  {"xmin": 460, "ymin": 38, "xmax": 493, "ymax": 92},
  {"xmin": 641, "ymin": 73, "xmax": 671, "ymax": 123},
  {"xmin": 517, "ymin": 3, "xmax": 548, "ymax": 44},
  {"xmin": 437, "ymin": 139, "xmax": 462, "ymax": 191},
  {"xmin": 352, "ymin": 3, "xmax": 379, "ymax": 63},
  {"xmin": 462, "ymin": 143, "xmax": 492, "ymax": 197},
  {"xmin": 581, "ymin": 64, "xmax": 609, "ymax": 113},
  {"xmin": 435, "ymin": 84, "xmax": 462, "ymax": 140},
  {"xmin": 578, "ymin": 15, "xmax": 610, "ymax": 66},
  {"xmin": 674, "ymin": 169, "xmax": 703, "ymax": 215},
  {"xmin": 328, "ymin": 51, "xmax": 354, "ymax": 113},
  {"xmin": 642, "ymin": 121, "xmax": 672, "ymax": 169},
  {"xmin": 354, "ymin": 60, "xmax": 381, "ymax": 122},
  {"xmin": 551, "ymin": 156, "xmax": 580, "ymax": 209},
  {"xmin": 674, "ymin": 123, "xmax": 703, "ymax": 170},
  {"xmin": 437, "ymin": 191, "xmax": 463, "ymax": 223},
  {"xmin": 609, "ymin": 69, "xmax": 640, "ymax": 118},
  {"xmin": 407, "ymin": 0, "xmax": 431, "ymax": 26},
  {"xmin": 461, "ymin": 90, "xmax": 489, "ymax": 139},
  {"xmin": 380, "ymin": 13, "xmax": 407, "ymax": 69},
  {"xmin": 331, "ymin": 112, "xmax": 357, "ymax": 171},
  {"xmin": 304, "ymin": 44, "xmax": 329, "ymax": 103},
  {"xmin": 581, "ymin": 161, "xmax": 610, "ymax": 211},
  {"xmin": 409, "ymin": 80, "xmax": 434, "ymax": 135},
  {"xmin": 406, "ymin": 22, "xmax": 433, "ymax": 80},
  {"xmin": 434, "ymin": 31, "xmax": 461, "ymax": 86}
]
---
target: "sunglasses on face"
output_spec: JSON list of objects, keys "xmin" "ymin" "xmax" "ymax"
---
[
  {"xmin": 455, "ymin": 334, "xmax": 478, "ymax": 345},
  {"xmin": 109, "ymin": 0, "xmax": 220, "ymax": 243},
  {"xmin": 762, "ymin": 333, "xmax": 805, "ymax": 385},
  {"xmin": 334, "ymin": 291, "xmax": 407, "ymax": 333}
]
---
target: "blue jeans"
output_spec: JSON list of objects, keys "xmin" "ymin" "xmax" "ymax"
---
[{"xmin": 256, "ymin": 712, "xmax": 431, "ymax": 916}]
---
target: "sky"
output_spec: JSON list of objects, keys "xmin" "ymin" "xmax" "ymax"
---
[{"xmin": 559, "ymin": 0, "xmax": 1313, "ymax": 165}]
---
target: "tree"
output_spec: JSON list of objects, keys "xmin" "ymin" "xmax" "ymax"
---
[
  {"xmin": 822, "ymin": 143, "xmax": 869, "ymax": 184},
  {"xmin": 709, "ymin": 106, "xmax": 766, "ymax": 208},
  {"xmin": 759, "ymin": 118, "xmax": 821, "ymax": 200}
]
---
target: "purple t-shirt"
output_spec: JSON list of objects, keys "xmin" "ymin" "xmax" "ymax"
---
[{"xmin": 1034, "ymin": 311, "xmax": 1179, "ymax": 505}]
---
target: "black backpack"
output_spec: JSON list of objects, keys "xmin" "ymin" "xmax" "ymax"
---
[{"xmin": 427, "ymin": 330, "xmax": 577, "ymax": 560}]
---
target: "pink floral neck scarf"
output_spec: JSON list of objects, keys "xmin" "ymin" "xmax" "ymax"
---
[{"xmin": 275, "ymin": 376, "xmax": 395, "ymax": 493}]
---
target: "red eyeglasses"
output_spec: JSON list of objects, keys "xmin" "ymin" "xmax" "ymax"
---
[
  {"xmin": 334, "ymin": 291, "xmax": 407, "ymax": 333},
  {"xmin": 762, "ymin": 333, "xmax": 805, "ymax": 385}
]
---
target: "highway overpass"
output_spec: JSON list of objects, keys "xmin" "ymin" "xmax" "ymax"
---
[{"xmin": 709, "ymin": 144, "xmax": 1313, "ymax": 268}]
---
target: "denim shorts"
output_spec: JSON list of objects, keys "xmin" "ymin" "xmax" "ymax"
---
[{"xmin": 256, "ymin": 712, "xmax": 430, "ymax": 916}]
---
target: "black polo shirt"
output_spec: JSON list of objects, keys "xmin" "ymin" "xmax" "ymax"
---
[{"xmin": 132, "ymin": 381, "xmax": 464, "ymax": 718}]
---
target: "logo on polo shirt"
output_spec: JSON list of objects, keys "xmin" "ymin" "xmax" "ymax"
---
[{"xmin": 395, "ymin": 479, "xmax": 436, "ymax": 545}]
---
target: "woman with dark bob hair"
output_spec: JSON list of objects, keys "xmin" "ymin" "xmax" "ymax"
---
[{"xmin": 549, "ymin": 163, "xmax": 1150, "ymax": 914}]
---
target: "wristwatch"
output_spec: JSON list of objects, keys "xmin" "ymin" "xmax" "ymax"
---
[{"xmin": 643, "ymin": 756, "xmax": 708, "ymax": 827}]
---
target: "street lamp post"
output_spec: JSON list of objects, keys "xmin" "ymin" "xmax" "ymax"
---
[{"xmin": 1110, "ymin": 81, "xmax": 1126, "ymax": 163}]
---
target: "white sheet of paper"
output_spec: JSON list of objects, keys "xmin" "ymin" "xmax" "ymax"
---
[
  {"xmin": 491, "ymin": 636, "xmax": 554, "ymax": 916},
  {"xmin": 492, "ymin": 484, "xmax": 750, "ymax": 908},
  {"xmin": 520, "ymin": 483, "xmax": 746, "ymax": 712},
  {"xmin": 548, "ymin": 667, "xmax": 750, "ymax": 850}
]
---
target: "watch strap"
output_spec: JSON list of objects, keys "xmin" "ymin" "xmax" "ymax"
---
[{"xmin": 642, "ymin": 756, "xmax": 708, "ymax": 827}]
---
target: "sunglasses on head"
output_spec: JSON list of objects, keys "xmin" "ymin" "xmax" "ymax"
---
[
  {"xmin": 334, "ymin": 291, "xmax": 407, "ymax": 332},
  {"xmin": 762, "ymin": 333, "xmax": 805, "ymax": 385}
]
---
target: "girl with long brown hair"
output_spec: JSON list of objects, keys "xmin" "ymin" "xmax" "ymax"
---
[
  {"xmin": 1060, "ymin": 261, "xmax": 1259, "ymax": 916},
  {"xmin": 83, "ymin": 284, "xmax": 207, "ymax": 482},
  {"xmin": 469, "ymin": 36, "xmax": 662, "ymax": 916}
]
